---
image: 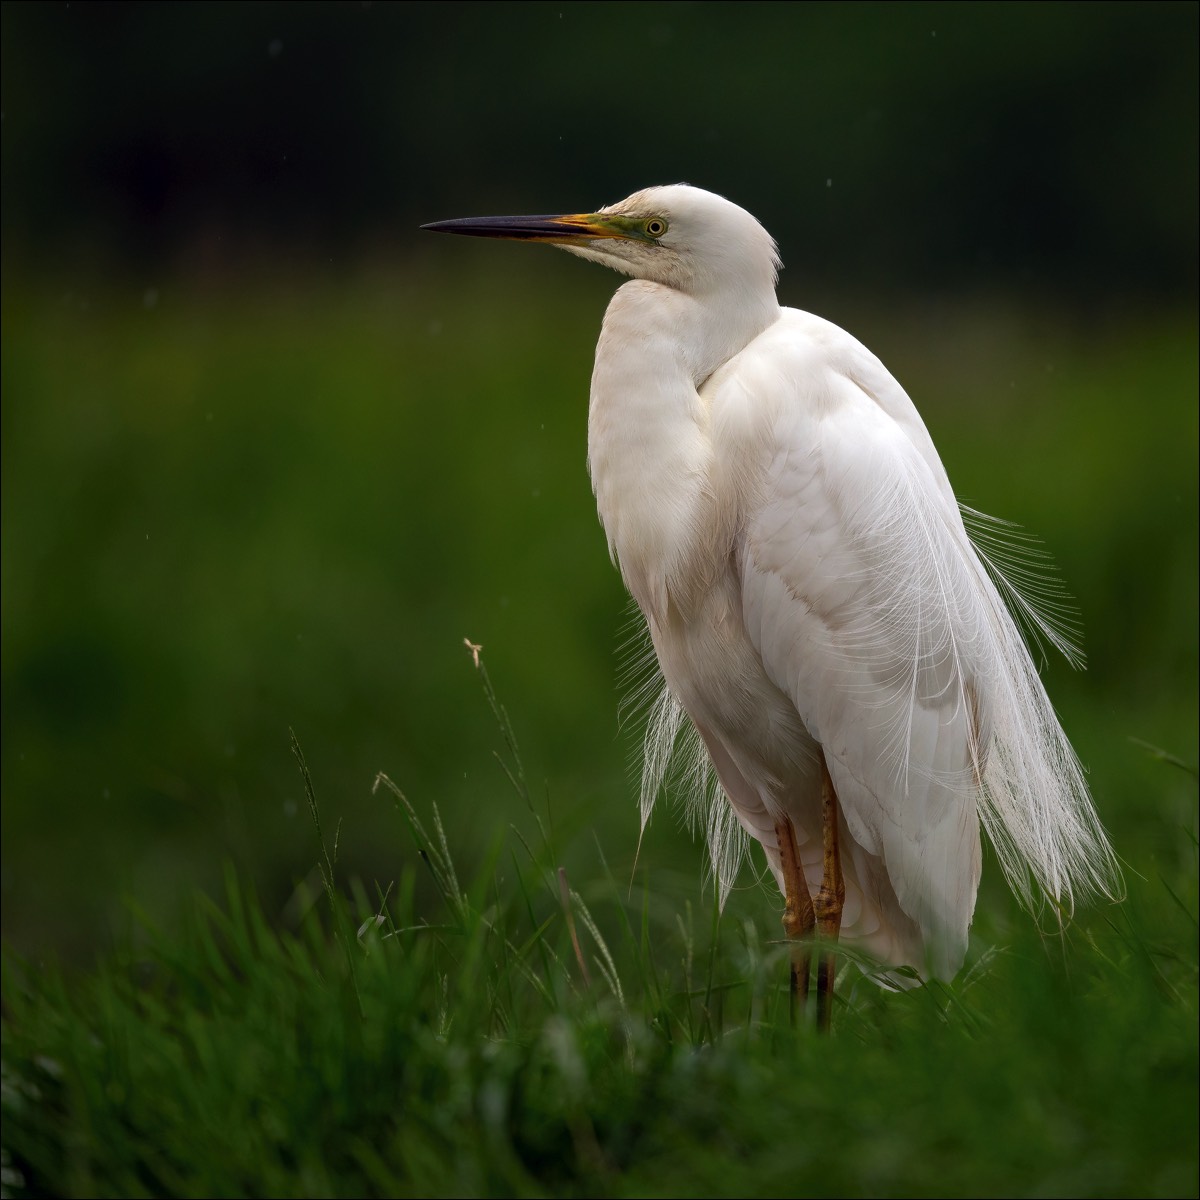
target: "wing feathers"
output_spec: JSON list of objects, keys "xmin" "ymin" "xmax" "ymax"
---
[
  {"xmin": 735, "ymin": 313, "xmax": 1120, "ymax": 965},
  {"xmin": 625, "ymin": 307, "xmax": 1120, "ymax": 979}
]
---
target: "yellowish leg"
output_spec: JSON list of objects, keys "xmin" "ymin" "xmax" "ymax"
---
[
  {"xmin": 774, "ymin": 814, "xmax": 815, "ymax": 1022},
  {"xmin": 813, "ymin": 753, "xmax": 846, "ymax": 1031}
]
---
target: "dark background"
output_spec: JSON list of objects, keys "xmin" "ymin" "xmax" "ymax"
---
[
  {"xmin": 4, "ymin": 2, "xmax": 1196, "ymax": 296},
  {"xmin": 3, "ymin": 1, "xmax": 1197, "ymax": 962}
]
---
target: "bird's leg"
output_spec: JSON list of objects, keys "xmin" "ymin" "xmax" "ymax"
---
[
  {"xmin": 774, "ymin": 814, "xmax": 815, "ymax": 1023},
  {"xmin": 813, "ymin": 753, "xmax": 846, "ymax": 1031}
]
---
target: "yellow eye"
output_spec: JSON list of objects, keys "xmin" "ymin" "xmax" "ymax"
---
[{"xmin": 644, "ymin": 217, "xmax": 668, "ymax": 239}]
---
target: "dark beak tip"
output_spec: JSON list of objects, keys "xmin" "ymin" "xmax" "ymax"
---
[{"xmin": 418, "ymin": 213, "xmax": 582, "ymax": 241}]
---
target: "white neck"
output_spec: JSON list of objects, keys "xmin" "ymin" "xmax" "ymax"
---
[{"xmin": 586, "ymin": 279, "xmax": 779, "ymax": 621}]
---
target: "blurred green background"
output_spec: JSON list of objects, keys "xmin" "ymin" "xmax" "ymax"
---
[{"xmin": 2, "ymin": 1, "xmax": 1196, "ymax": 964}]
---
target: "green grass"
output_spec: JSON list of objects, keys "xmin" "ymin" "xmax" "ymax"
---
[
  {"xmin": 3, "ymin": 661, "xmax": 1197, "ymax": 1198},
  {"xmin": 1, "ymin": 268, "xmax": 1197, "ymax": 1194},
  {"xmin": 2, "ymin": 268, "xmax": 1196, "ymax": 967}
]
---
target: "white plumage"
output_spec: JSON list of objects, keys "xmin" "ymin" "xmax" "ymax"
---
[{"xmin": 425, "ymin": 184, "xmax": 1121, "ymax": 984}]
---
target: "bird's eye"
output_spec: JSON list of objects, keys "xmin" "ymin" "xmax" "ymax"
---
[{"xmin": 644, "ymin": 218, "xmax": 668, "ymax": 239}]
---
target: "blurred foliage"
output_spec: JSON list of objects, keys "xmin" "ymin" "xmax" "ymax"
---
[
  {"xmin": 2, "ymin": 2, "xmax": 1196, "ymax": 297},
  {"xmin": 2, "ymin": 269, "xmax": 1195, "ymax": 962},
  {"xmin": 0, "ymin": 1, "xmax": 1197, "ymax": 964},
  {"xmin": 2, "ymin": 771, "xmax": 1196, "ymax": 1197}
]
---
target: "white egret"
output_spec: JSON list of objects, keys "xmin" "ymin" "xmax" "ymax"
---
[{"xmin": 423, "ymin": 185, "xmax": 1121, "ymax": 1025}]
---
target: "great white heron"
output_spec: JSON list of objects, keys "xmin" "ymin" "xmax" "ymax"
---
[{"xmin": 423, "ymin": 184, "xmax": 1120, "ymax": 1026}]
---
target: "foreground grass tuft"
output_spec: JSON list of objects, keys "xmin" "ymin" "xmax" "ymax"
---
[{"xmin": 3, "ymin": 671, "xmax": 1197, "ymax": 1197}]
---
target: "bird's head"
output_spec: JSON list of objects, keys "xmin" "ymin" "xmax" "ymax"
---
[{"xmin": 423, "ymin": 184, "xmax": 780, "ymax": 298}]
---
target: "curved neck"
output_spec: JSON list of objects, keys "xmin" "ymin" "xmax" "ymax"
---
[{"xmin": 586, "ymin": 280, "xmax": 780, "ymax": 618}]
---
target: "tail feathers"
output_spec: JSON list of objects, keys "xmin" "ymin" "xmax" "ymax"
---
[{"xmin": 961, "ymin": 505, "xmax": 1124, "ymax": 916}]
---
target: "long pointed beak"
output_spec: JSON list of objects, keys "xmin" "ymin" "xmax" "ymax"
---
[{"xmin": 420, "ymin": 212, "xmax": 626, "ymax": 245}]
